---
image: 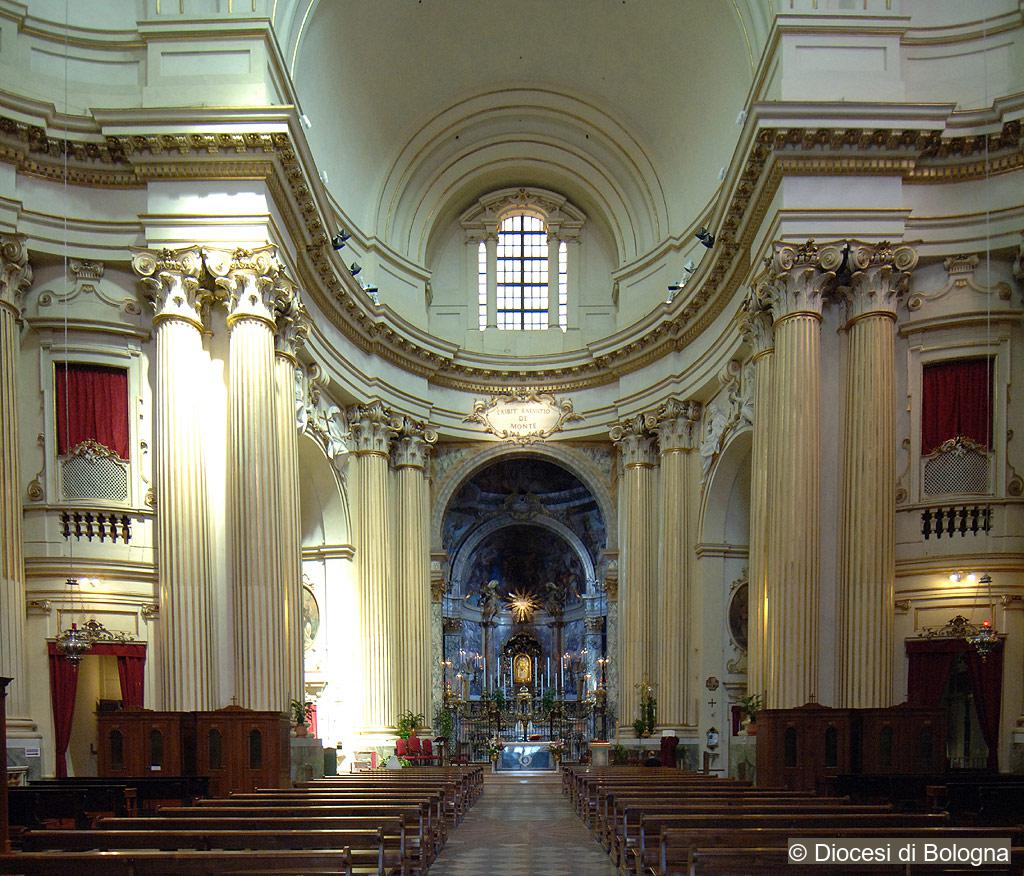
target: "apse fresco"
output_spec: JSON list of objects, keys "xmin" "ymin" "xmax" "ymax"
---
[{"xmin": 463, "ymin": 524, "xmax": 584, "ymax": 607}]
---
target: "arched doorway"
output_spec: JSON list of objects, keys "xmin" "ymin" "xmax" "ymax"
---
[{"xmin": 439, "ymin": 456, "xmax": 609, "ymax": 759}]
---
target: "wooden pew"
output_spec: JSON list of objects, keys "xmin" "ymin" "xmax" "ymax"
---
[
  {"xmin": 27, "ymin": 776, "xmax": 209, "ymax": 812},
  {"xmin": 20, "ymin": 827, "xmax": 402, "ymax": 876},
  {"xmin": 8, "ymin": 785, "xmax": 130, "ymax": 830},
  {"xmin": 657, "ymin": 826, "xmax": 1024, "ymax": 876},
  {"xmin": 0, "ymin": 848, "xmax": 355, "ymax": 875}
]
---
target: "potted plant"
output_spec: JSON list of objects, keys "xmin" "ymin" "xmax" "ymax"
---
[
  {"xmin": 396, "ymin": 709, "xmax": 425, "ymax": 740},
  {"xmin": 486, "ymin": 734, "xmax": 505, "ymax": 772},
  {"xmin": 434, "ymin": 708, "xmax": 455, "ymax": 764},
  {"xmin": 548, "ymin": 738, "xmax": 565, "ymax": 766},
  {"xmin": 290, "ymin": 699, "xmax": 313, "ymax": 736},
  {"xmin": 632, "ymin": 717, "xmax": 647, "ymax": 739},
  {"xmin": 738, "ymin": 693, "xmax": 763, "ymax": 736}
]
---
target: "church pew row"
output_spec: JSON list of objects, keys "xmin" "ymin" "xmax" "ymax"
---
[
  {"xmin": 25, "ymin": 777, "xmax": 209, "ymax": 812},
  {"xmin": 19, "ymin": 827, "xmax": 402, "ymax": 876},
  {"xmin": 629, "ymin": 813, "xmax": 951, "ymax": 876},
  {"xmin": 240, "ymin": 786, "xmax": 460, "ymax": 824},
  {"xmin": 683, "ymin": 846, "xmax": 1024, "ymax": 876},
  {"xmin": 0, "ymin": 848, "xmax": 356, "ymax": 875},
  {"xmin": 655, "ymin": 826, "xmax": 1024, "ymax": 876}
]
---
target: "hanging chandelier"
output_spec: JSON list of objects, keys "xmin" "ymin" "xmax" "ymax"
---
[
  {"xmin": 55, "ymin": 578, "xmax": 93, "ymax": 664},
  {"xmin": 965, "ymin": 574, "xmax": 1000, "ymax": 661}
]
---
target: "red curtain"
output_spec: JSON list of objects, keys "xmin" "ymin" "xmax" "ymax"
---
[
  {"xmin": 921, "ymin": 358, "xmax": 993, "ymax": 454},
  {"xmin": 54, "ymin": 364, "xmax": 130, "ymax": 459},
  {"xmin": 964, "ymin": 646, "xmax": 1003, "ymax": 772},
  {"xmin": 47, "ymin": 644, "xmax": 80, "ymax": 779},
  {"xmin": 113, "ymin": 645, "xmax": 146, "ymax": 710},
  {"xmin": 905, "ymin": 639, "xmax": 959, "ymax": 708}
]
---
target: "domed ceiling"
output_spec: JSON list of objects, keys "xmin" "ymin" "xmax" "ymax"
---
[{"xmin": 293, "ymin": 0, "xmax": 754, "ymax": 262}]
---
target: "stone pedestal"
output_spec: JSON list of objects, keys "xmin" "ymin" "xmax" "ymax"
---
[{"xmin": 290, "ymin": 735, "xmax": 325, "ymax": 783}]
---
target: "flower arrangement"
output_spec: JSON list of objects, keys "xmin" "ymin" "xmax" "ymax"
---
[
  {"xmin": 486, "ymin": 735, "xmax": 505, "ymax": 761},
  {"xmin": 548, "ymin": 739, "xmax": 566, "ymax": 762},
  {"xmin": 396, "ymin": 709, "xmax": 425, "ymax": 740}
]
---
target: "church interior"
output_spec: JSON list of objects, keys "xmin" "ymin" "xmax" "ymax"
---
[{"xmin": 2, "ymin": 1, "xmax": 1024, "ymax": 873}]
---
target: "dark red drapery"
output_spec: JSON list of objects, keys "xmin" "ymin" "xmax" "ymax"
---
[
  {"xmin": 906, "ymin": 636, "xmax": 1004, "ymax": 770},
  {"xmin": 47, "ymin": 644, "xmax": 80, "ymax": 779},
  {"xmin": 921, "ymin": 358, "xmax": 993, "ymax": 454},
  {"xmin": 54, "ymin": 364, "xmax": 130, "ymax": 459},
  {"xmin": 48, "ymin": 641, "xmax": 146, "ymax": 776},
  {"xmin": 964, "ymin": 645, "xmax": 1003, "ymax": 772}
]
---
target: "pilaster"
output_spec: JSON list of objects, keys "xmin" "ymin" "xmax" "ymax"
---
[
  {"xmin": 836, "ymin": 242, "xmax": 917, "ymax": 707},
  {"xmin": 347, "ymin": 400, "xmax": 400, "ymax": 734},
  {"xmin": 0, "ymin": 235, "xmax": 33, "ymax": 723},
  {"xmin": 762, "ymin": 240, "xmax": 841, "ymax": 708},
  {"xmin": 654, "ymin": 398, "xmax": 701, "ymax": 729},
  {"xmin": 609, "ymin": 412, "xmax": 659, "ymax": 732},
  {"xmin": 133, "ymin": 245, "xmax": 216, "ymax": 710}
]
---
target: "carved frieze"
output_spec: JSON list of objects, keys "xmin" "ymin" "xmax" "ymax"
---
[{"xmin": 0, "ymin": 234, "xmax": 33, "ymax": 312}]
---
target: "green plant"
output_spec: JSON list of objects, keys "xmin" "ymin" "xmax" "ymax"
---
[
  {"xmin": 434, "ymin": 708, "xmax": 455, "ymax": 746},
  {"xmin": 610, "ymin": 744, "xmax": 629, "ymax": 765},
  {"xmin": 395, "ymin": 709, "xmax": 425, "ymax": 739},
  {"xmin": 644, "ymin": 694, "xmax": 657, "ymax": 735},
  {"xmin": 738, "ymin": 693, "xmax": 763, "ymax": 722},
  {"xmin": 541, "ymin": 686, "xmax": 556, "ymax": 712},
  {"xmin": 289, "ymin": 699, "xmax": 313, "ymax": 727},
  {"xmin": 632, "ymin": 717, "xmax": 647, "ymax": 738}
]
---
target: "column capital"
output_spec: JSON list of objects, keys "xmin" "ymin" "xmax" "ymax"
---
[
  {"xmin": 0, "ymin": 234, "xmax": 33, "ymax": 314},
  {"xmin": 764, "ymin": 239, "xmax": 844, "ymax": 322},
  {"xmin": 207, "ymin": 245, "xmax": 285, "ymax": 331},
  {"xmin": 132, "ymin": 246, "xmax": 206, "ymax": 330},
  {"xmin": 654, "ymin": 397, "xmax": 702, "ymax": 453},
  {"xmin": 346, "ymin": 400, "xmax": 400, "ymax": 457},
  {"xmin": 610, "ymin": 412, "xmax": 659, "ymax": 467},
  {"xmin": 274, "ymin": 277, "xmax": 310, "ymax": 362},
  {"xmin": 740, "ymin": 276, "xmax": 775, "ymax": 358},
  {"xmin": 841, "ymin": 241, "xmax": 918, "ymax": 323},
  {"xmin": 392, "ymin": 416, "xmax": 438, "ymax": 470}
]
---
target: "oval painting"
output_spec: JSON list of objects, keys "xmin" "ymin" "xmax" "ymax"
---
[
  {"xmin": 302, "ymin": 586, "xmax": 320, "ymax": 652},
  {"xmin": 728, "ymin": 581, "xmax": 748, "ymax": 652}
]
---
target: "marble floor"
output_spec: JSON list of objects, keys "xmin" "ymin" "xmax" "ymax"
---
[{"xmin": 430, "ymin": 772, "xmax": 618, "ymax": 876}]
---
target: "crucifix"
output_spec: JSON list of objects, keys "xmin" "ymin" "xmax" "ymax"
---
[{"xmin": 707, "ymin": 698, "xmax": 717, "ymax": 709}]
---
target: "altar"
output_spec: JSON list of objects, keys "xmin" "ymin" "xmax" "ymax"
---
[{"xmin": 497, "ymin": 741, "xmax": 557, "ymax": 772}]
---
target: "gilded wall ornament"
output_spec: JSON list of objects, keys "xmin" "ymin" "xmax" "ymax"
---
[{"xmin": 464, "ymin": 392, "xmax": 582, "ymax": 444}]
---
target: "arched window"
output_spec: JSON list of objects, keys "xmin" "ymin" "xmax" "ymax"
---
[
  {"xmin": 463, "ymin": 187, "xmax": 583, "ymax": 334},
  {"xmin": 497, "ymin": 214, "xmax": 548, "ymax": 330}
]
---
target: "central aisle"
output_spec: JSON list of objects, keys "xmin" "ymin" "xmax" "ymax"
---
[{"xmin": 431, "ymin": 772, "xmax": 618, "ymax": 876}]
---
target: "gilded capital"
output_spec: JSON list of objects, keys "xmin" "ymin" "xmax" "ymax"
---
[
  {"xmin": 346, "ymin": 400, "xmax": 400, "ymax": 456},
  {"xmin": 764, "ymin": 239, "xmax": 843, "ymax": 321},
  {"xmin": 0, "ymin": 234, "xmax": 33, "ymax": 314},
  {"xmin": 208, "ymin": 245, "xmax": 284, "ymax": 330},
  {"xmin": 739, "ymin": 275, "xmax": 775, "ymax": 357},
  {"xmin": 132, "ymin": 246, "xmax": 205, "ymax": 330},
  {"xmin": 392, "ymin": 416, "xmax": 438, "ymax": 470},
  {"xmin": 610, "ymin": 412, "xmax": 659, "ymax": 466},
  {"xmin": 655, "ymin": 397, "xmax": 702, "ymax": 453},
  {"xmin": 841, "ymin": 241, "xmax": 918, "ymax": 322}
]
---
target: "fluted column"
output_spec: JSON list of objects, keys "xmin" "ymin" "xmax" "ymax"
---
[
  {"xmin": 610, "ymin": 413, "xmax": 659, "ymax": 732},
  {"xmin": 133, "ymin": 247, "xmax": 217, "ymax": 710},
  {"xmin": 762, "ymin": 240, "xmax": 842, "ymax": 708},
  {"xmin": 837, "ymin": 242, "xmax": 917, "ymax": 707},
  {"xmin": 348, "ymin": 401, "xmax": 399, "ymax": 734},
  {"xmin": 273, "ymin": 283, "xmax": 309, "ymax": 708},
  {"xmin": 0, "ymin": 235, "xmax": 32, "ymax": 721},
  {"xmin": 739, "ymin": 281, "xmax": 776, "ymax": 703},
  {"xmin": 654, "ymin": 398, "xmax": 701, "ymax": 728},
  {"xmin": 392, "ymin": 418, "xmax": 437, "ymax": 726},
  {"xmin": 211, "ymin": 247, "xmax": 288, "ymax": 712}
]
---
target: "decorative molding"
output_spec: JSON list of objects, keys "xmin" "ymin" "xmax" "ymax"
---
[
  {"xmin": 26, "ymin": 599, "xmax": 52, "ymax": 615},
  {"xmin": 392, "ymin": 416, "xmax": 438, "ymax": 470},
  {"xmin": 907, "ymin": 252, "xmax": 1012, "ymax": 312},
  {"xmin": 655, "ymin": 397, "xmax": 702, "ymax": 454},
  {"xmin": 763, "ymin": 239, "xmax": 844, "ymax": 320},
  {"xmin": 140, "ymin": 603, "xmax": 159, "ymax": 619},
  {"xmin": 894, "ymin": 599, "xmax": 911, "ymax": 614},
  {"xmin": 609, "ymin": 412, "xmax": 658, "ymax": 467},
  {"xmin": 0, "ymin": 233, "xmax": 33, "ymax": 312},
  {"xmin": 699, "ymin": 360, "xmax": 752, "ymax": 479},
  {"xmin": 346, "ymin": 400, "xmax": 400, "ymax": 456},
  {"xmin": 464, "ymin": 392, "xmax": 582, "ymax": 444},
  {"xmin": 132, "ymin": 246, "xmax": 206, "ymax": 329},
  {"xmin": 841, "ymin": 241, "xmax": 919, "ymax": 321},
  {"xmin": 63, "ymin": 438, "xmax": 122, "ymax": 462},
  {"xmin": 300, "ymin": 366, "xmax": 349, "ymax": 465}
]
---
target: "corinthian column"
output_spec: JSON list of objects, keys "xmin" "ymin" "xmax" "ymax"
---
[
  {"xmin": 739, "ymin": 280, "xmax": 775, "ymax": 704},
  {"xmin": 273, "ymin": 282, "xmax": 309, "ymax": 708},
  {"xmin": 133, "ymin": 247, "xmax": 217, "ymax": 709},
  {"xmin": 347, "ymin": 401, "xmax": 399, "ymax": 734},
  {"xmin": 837, "ymin": 242, "xmax": 917, "ymax": 708},
  {"xmin": 0, "ymin": 235, "xmax": 32, "ymax": 723},
  {"xmin": 762, "ymin": 240, "xmax": 842, "ymax": 709},
  {"xmin": 654, "ymin": 398, "xmax": 701, "ymax": 729},
  {"xmin": 211, "ymin": 247, "xmax": 288, "ymax": 712},
  {"xmin": 610, "ymin": 413, "xmax": 659, "ymax": 733},
  {"xmin": 392, "ymin": 418, "xmax": 436, "ymax": 726}
]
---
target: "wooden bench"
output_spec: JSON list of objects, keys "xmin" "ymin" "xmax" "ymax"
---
[
  {"xmin": 0, "ymin": 848, "xmax": 355, "ymax": 875},
  {"xmin": 657, "ymin": 826, "xmax": 1024, "ymax": 876}
]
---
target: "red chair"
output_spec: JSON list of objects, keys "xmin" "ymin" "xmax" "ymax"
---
[
  {"xmin": 420, "ymin": 738, "xmax": 436, "ymax": 764},
  {"xmin": 395, "ymin": 737, "xmax": 410, "ymax": 759}
]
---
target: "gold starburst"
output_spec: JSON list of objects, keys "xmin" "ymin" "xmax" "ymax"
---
[{"xmin": 506, "ymin": 589, "xmax": 540, "ymax": 623}]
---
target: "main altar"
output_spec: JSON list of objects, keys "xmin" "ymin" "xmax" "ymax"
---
[{"xmin": 498, "ymin": 741, "xmax": 556, "ymax": 772}]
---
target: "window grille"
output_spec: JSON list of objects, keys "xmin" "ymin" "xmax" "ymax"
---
[
  {"xmin": 922, "ymin": 442, "xmax": 991, "ymax": 496},
  {"xmin": 61, "ymin": 447, "xmax": 129, "ymax": 502},
  {"xmin": 496, "ymin": 214, "xmax": 548, "ymax": 330}
]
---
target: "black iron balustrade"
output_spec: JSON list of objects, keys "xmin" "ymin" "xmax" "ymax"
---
[
  {"xmin": 60, "ymin": 510, "xmax": 133, "ymax": 543},
  {"xmin": 920, "ymin": 504, "xmax": 991, "ymax": 540}
]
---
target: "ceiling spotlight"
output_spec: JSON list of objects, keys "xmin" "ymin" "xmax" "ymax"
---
[
  {"xmin": 331, "ymin": 230, "xmax": 351, "ymax": 250},
  {"xmin": 349, "ymin": 262, "xmax": 362, "ymax": 277},
  {"xmin": 696, "ymin": 228, "xmax": 715, "ymax": 249}
]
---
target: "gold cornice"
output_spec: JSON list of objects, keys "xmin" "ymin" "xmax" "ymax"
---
[{"xmin": 0, "ymin": 112, "xmax": 1020, "ymax": 392}]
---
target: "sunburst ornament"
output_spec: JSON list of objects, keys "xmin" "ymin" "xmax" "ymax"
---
[{"xmin": 507, "ymin": 588, "xmax": 540, "ymax": 623}]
